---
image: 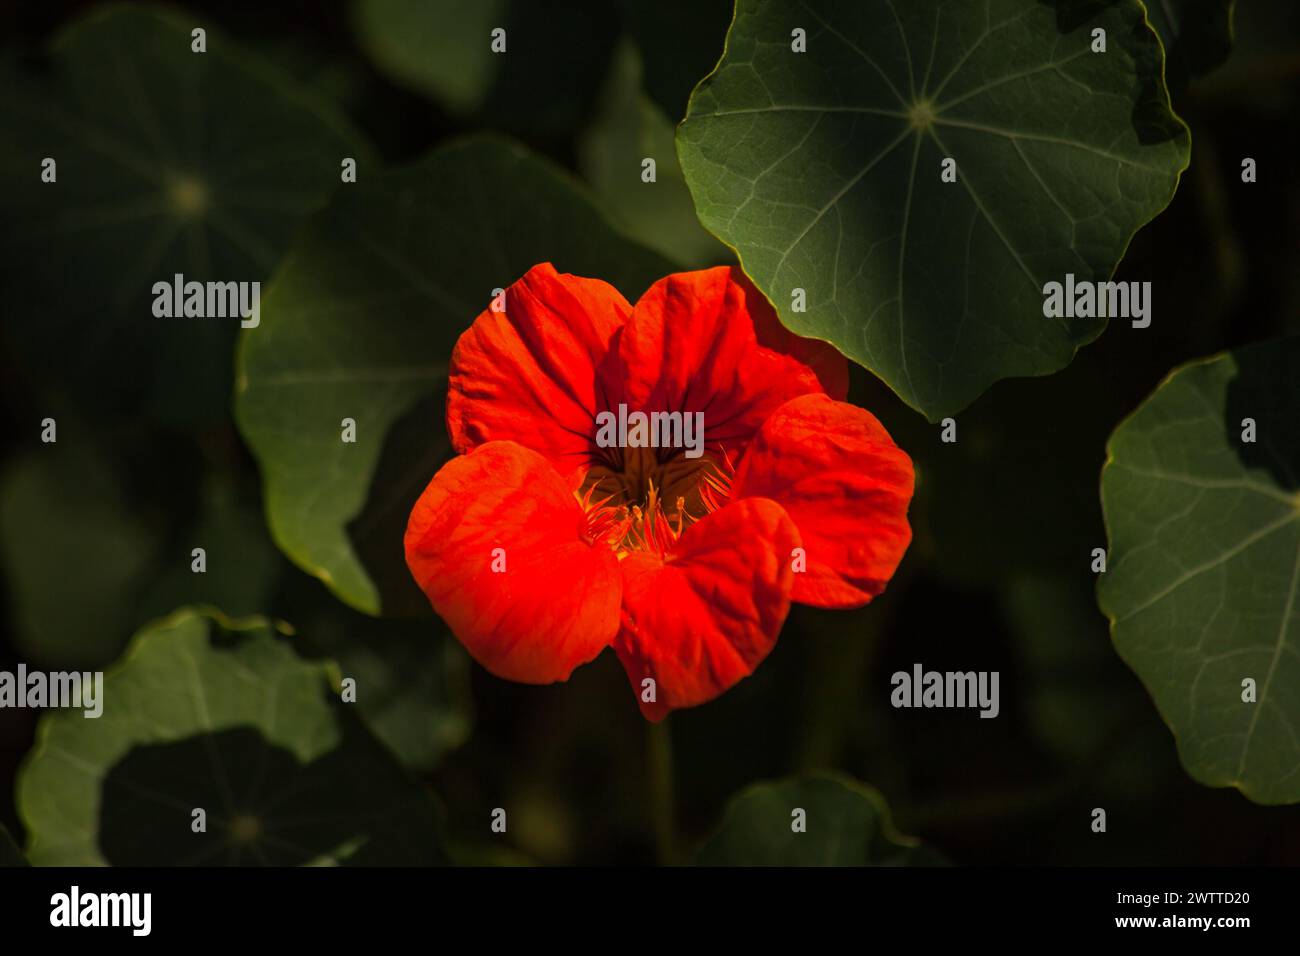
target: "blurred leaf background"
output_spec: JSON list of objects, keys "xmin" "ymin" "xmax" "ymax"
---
[{"xmin": 0, "ymin": 0, "xmax": 1298, "ymax": 865}]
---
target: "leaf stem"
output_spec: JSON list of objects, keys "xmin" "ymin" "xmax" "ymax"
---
[{"xmin": 647, "ymin": 717, "xmax": 679, "ymax": 865}]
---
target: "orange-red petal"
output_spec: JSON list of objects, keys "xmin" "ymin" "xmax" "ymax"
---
[
  {"xmin": 732, "ymin": 393, "xmax": 913, "ymax": 608},
  {"xmin": 744, "ymin": 274, "xmax": 849, "ymax": 402},
  {"xmin": 612, "ymin": 266, "xmax": 846, "ymax": 457},
  {"xmin": 613, "ymin": 498, "xmax": 800, "ymax": 721},
  {"xmin": 404, "ymin": 441, "xmax": 621, "ymax": 683},
  {"xmin": 446, "ymin": 262, "xmax": 633, "ymax": 471}
]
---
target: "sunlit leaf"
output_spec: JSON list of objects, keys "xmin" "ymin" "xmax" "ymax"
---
[
  {"xmin": 18, "ymin": 607, "xmax": 446, "ymax": 865},
  {"xmin": 678, "ymin": 0, "xmax": 1189, "ymax": 419}
]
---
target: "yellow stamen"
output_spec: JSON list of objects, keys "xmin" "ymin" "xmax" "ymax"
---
[{"xmin": 574, "ymin": 450, "xmax": 736, "ymax": 557}]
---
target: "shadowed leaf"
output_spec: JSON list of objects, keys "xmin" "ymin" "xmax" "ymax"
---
[
  {"xmin": 696, "ymin": 774, "xmax": 945, "ymax": 865},
  {"xmin": 1099, "ymin": 337, "xmax": 1300, "ymax": 804},
  {"xmin": 0, "ymin": 6, "xmax": 369, "ymax": 424}
]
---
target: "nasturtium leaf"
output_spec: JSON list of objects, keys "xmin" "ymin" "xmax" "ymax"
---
[
  {"xmin": 696, "ymin": 774, "xmax": 944, "ymax": 865},
  {"xmin": 290, "ymin": 597, "xmax": 473, "ymax": 772},
  {"xmin": 17, "ymin": 608, "xmax": 446, "ymax": 865},
  {"xmin": 0, "ymin": 6, "xmax": 368, "ymax": 424},
  {"xmin": 1143, "ymin": 0, "xmax": 1235, "ymax": 90},
  {"xmin": 0, "ymin": 444, "xmax": 158, "ymax": 668},
  {"xmin": 352, "ymin": 0, "xmax": 507, "ymax": 114},
  {"xmin": 579, "ymin": 40, "xmax": 732, "ymax": 267},
  {"xmin": 0, "ymin": 438, "xmax": 283, "ymax": 669},
  {"xmin": 351, "ymin": 0, "xmax": 617, "ymax": 134},
  {"xmin": 677, "ymin": 0, "xmax": 1189, "ymax": 420},
  {"xmin": 0, "ymin": 824, "xmax": 27, "ymax": 867},
  {"xmin": 1099, "ymin": 337, "xmax": 1300, "ymax": 804},
  {"xmin": 235, "ymin": 137, "xmax": 674, "ymax": 616},
  {"xmin": 136, "ymin": 477, "xmax": 285, "ymax": 623}
]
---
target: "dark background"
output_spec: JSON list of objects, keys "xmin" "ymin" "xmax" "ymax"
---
[{"xmin": 1, "ymin": 0, "xmax": 1298, "ymax": 865}]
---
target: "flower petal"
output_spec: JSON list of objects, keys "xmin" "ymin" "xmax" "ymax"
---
[
  {"xmin": 745, "ymin": 276, "xmax": 848, "ymax": 402},
  {"xmin": 405, "ymin": 441, "xmax": 621, "ymax": 683},
  {"xmin": 732, "ymin": 393, "xmax": 913, "ymax": 608},
  {"xmin": 614, "ymin": 498, "xmax": 800, "ymax": 721},
  {"xmin": 612, "ymin": 266, "xmax": 844, "ymax": 456},
  {"xmin": 447, "ymin": 263, "xmax": 633, "ymax": 470}
]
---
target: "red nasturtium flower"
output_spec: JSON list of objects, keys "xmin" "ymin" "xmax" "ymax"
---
[{"xmin": 404, "ymin": 263, "xmax": 914, "ymax": 721}]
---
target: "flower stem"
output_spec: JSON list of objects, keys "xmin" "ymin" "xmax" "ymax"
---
[{"xmin": 647, "ymin": 718, "xmax": 679, "ymax": 865}]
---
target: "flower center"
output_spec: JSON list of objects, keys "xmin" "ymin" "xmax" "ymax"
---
[{"xmin": 578, "ymin": 446, "xmax": 734, "ymax": 557}]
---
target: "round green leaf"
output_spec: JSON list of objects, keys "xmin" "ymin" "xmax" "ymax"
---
[
  {"xmin": 0, "ymin": 438, "xmax": 283, "ymax": 669},
  {"xmin": 677, "ymin": 0, "xmax": 1189, "ymax": 420},
  {"xmin": 1099, "ymin": 337, "xmax": 1300, "ymax": 804},
  {"xmin": 579, "ymin": 40, "xmax": 732, "ymax": 267},
  {"xmin": 0, "ymin": 6, "xmax": 368, "ymax": 424},
  {"xmin": 235, "ymin": 137, "xmax": 674, "ymax": 616},
  {"xmin": 351, "ymin": 0, "xmax": 617, "ymax": 134},
  {"xmin": 290, "ymin": 598, "xmax": 473, "ymax": 772},
  {"xmin": 17, "ymin": 607, "xmax": 445, "ymax": 865},
  {"xmin": 0, "ymin": 444, "xmax": 158, "ymax": 668},
  {"xmin": 352, "ymin": 0, "xmax": 508, "ymax": 114},
  {"xmin": 135, "ymin": 477, "xmax": 285, "ymax": 623},
  {"xmin": 696, "ymin": 774, "xmax": 944, "ymax": 865}
]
